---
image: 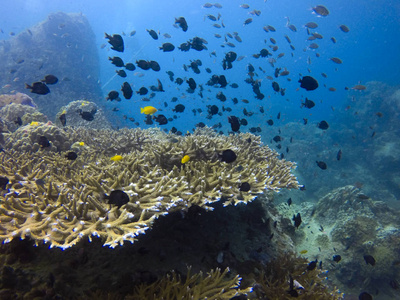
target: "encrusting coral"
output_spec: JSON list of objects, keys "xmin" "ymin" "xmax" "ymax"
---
[{"xmin": 0, "ymin": 127, "xmax": 299, "ymax": 249}]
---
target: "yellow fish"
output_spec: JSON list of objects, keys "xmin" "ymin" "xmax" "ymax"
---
[
  {"xmin": 78, "ymin": 142, "xmax": 85, "ymax": 146},
  {"xmin": 140, "ymin": 106, "xmax": 157, "ymax": 115},
  {"xmin": 30, "ymin": 121, "xmax": 39, "ymax": 126},
  {"xmin": 299, "ymin": 250, "xmax": 308, "ymax": 254},
  {"xmin": 111, "ymin": 155, "xmax": 123, "ymax": 161},
  {"xmin": 181, "ymin": 155, "xmax": 190, "ymax": 164}
]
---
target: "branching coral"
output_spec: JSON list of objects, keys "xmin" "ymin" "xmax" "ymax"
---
[
  {"xmin": 0, "ymin": 127, "xmax": 299, "ymax": 248},
  {"xmin": 251, "ymin": 254, "xmax": 343, "ymax": 300},
  {"xmin": 128, "ymin": 267, "xmax": 249, "ymax": 300}
]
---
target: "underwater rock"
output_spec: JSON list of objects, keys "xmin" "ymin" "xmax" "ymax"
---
[
  {"xmin": 0, "ymin": 103, "xmax": 47, "ymax": 132},
  {"xmin": 290, "ymin": 185, "xmax": 400, "ymax": 296},
  {"xmin": 4, "ymin": 122, "xmax": 71, "ymax": 152},
  {"xmin": 55, "ymin": 100, "xmax": 111, "ymax": 129},
  {"xmin": 0, "ymin": 12, "xmax": 102, "ymax": 119},
  {"xmin": 0, "ymin": 93, "xmax": 37, "ymax": 109}
]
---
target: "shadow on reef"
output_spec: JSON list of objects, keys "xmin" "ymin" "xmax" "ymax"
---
[{"xmin": 0, "ymin": 197, "xmax": 341, "ymax": 299}]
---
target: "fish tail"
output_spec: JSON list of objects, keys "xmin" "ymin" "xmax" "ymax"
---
[{"xmin": 140, "ymin": 107, "xmax": 144, "ymax": 114}]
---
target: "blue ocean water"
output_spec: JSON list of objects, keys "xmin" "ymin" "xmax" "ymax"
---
[{"xmin": 1, "ymin": 0, "xmax": 400, "ymax": 298}]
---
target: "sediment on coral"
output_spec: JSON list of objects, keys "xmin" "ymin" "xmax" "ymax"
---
[{"xmin": 0, "ymin": 127, "xmax": 299, "ymax": 249}]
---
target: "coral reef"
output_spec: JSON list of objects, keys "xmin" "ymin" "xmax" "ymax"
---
[
  {"xmin": 280, "ymin": 185, "xmax": 400, "ymax": 298},
  {"xmin": 54, "ymin": 100, "xmax": 112, "ymax": 129},
  {"xmin": 129, "ymin": 267, "xmax": 248, "ymax": 299},
  {"xmin": 0, "ymin": 127, "xmax": 299, "ymax": 249},
  {"xmin": 3, "ymin": 122, "xmax": 70, "ymax": 152},
  {"xmin": 0, "ymin": 93, "xmax": 36, "ymax": 109},
  {"xmin": 0, "ymin": 103, "xmax": 47, "ymax": 132},
  {"xmin": 250, "ymin": 254, "xmax": 343, "ymax": 299}
]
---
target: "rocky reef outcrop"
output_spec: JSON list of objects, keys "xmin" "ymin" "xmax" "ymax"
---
[{"xmin": 0, "ymin": 12, "xmax": 103, "ymax": 119}]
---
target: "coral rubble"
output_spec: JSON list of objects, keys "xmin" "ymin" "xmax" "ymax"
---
[{"xmin": 0, "ymin": 127, "xmax": 299, "ymax": 249}]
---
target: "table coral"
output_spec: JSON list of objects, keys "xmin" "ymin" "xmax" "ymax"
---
[{"xmin": 0, "ymin": 127, "xmax": 299, "ymax": 249}]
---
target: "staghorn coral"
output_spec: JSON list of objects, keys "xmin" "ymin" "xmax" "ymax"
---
[
  {"xmin": 250, "ymin": 254, "xmax": 344, "ymax": 300},
  {"xmin": 128, "ymin": 267, "xmax": 249, "ymax": 300},
  {"xmin": 0, "ymin": 127, "xmax": 299, "ymax": 249}
]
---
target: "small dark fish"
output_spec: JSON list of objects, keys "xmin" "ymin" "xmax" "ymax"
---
[
  {"xmin": 136, "ymin": 87, "xmax": 148, "ymax": 95},
  {"xmin": 243, "ymin": 18, "xmax": 253, "ymax": 26},
  {"xmin": 154, "ymin": 114, "xmax": 168, "ymax": 125},
  {"xmin": 316, "ymin": 161, "xmax": 327, "ymax": 170},
  {"xmin": 304, "ymin": 22, "xmax": 318, "ymax": 29},
  {"xmin": 109, "ymin": 56, "xmax": 124, "ymax": 67},
  {"xmin": 175, "ymin": 77, "xmax": 184, "ymax": 85},
  {"xmin": 147, "ymin": 29, "xmax": 158, "ymax": 40},
  {"xmin": 358, "ymin": 292, "xmax": 373, "ymax": 300},
  {"xmin": 272, "ymin": 81, "xmax": 280, "ymax": 92},
  {"xmin": 130, "ymin": 30, "xmax": 136, "ymax": 36},
  {"xmin": 0, "ymin": 176, "xmax": 9, "ymax": 190},
  {"xmin": 104, "ymin": 190, "xmax": 129, "ymax": 209},
  {"xmin": 339, "ymin": 24, "xmax": 350, "ymax": 33},
  {"xmin": 221, "ymin": 149, "xmax": 237, "ymax": 163},
  {"xmin": 124, "ymin": 63, "xmax": 136, "ymax": 71},
  {"xmin": 287, "ymin": 198, "xmax": 292, "ymax": 206},
  {"xmin": 357, "ymin": 194, "xmax": 370, "ymax": 200},
  {"xmin": 25, "ymin": 82, "xmax": 50, "ymax": 95},
  {"xmin": 273, "ymin": 136, "xmax": 282, "ymax": 143},
  {"xmin": 41, "ymin": 75, "xmax": 58, "ymax": 85},
  {"xmin": 59, "ymin": 113, "xmax": 66, "ymax": 126},
  {"xmin": 14, "ymin": 116, "xmax": 22, "ymax": 126},
  {"xmin": 277, "ymin": 112, "xmax": 281, "ymax": 119},
  {"xmin": 121, "ymin": 82, "xmax": 133, "ymax": 99},
  {"xmin": 364, "ymin": 255, "xmax": 376, "ymax": 266},
  {"xmin": 228, "ymin": 115, "xmax": 240, "ymax": 132},
  {"xmin": 39, "ymin": 136, "xmax": 51, "ymax": 148},
  {"xmin": 187, "ymin": 78, "xmax": 196, "ymax": 90},
  {"xmin": 149, "ymin": 60, "xmax": 161, "ymax": 72},
  {"xmin": 159, "ymin": 42, "xmax": 175, "ymax": 52},
  {"xmin": 105, "ymin": 33, "xmax": 124, "ymax": 52},
  {"xmin": 337, "ymin": 149, "xmax": 342, "ymax": 161},
  {"xmin": 307, "ymin": 260, "xmax": 317, "ymax": 271},
  {"xmin": 317, "ymin": 120, "xmax": 329, "ymax": 130},
  {"xmin": 79, "ymin": 109, "xmax": 96, "ymax": 121},
  {"xmin": 303, "ymin": 118, "xmax": 308, "ymax": 125},
  {"xmin": 239, "ymin": 182, "xmax": 250, "ymax": 192},
  {"xmin": 293, "ymin": 213, "xmax": 302, "ymax": 228},
  {"xmin": 107, "ymin": 90, "xmax": 120, "ymax": 101},
  {"xmin": 173, "ymin": 104, "xmax": 185, "ymax": 113},
  {"xmin": 330, "ymin": 57, "xmax": 343, "ymax": 64},
  {"xmin": 175, "ymin": 17, "xmax": 188, "ymax": 32},
  {"xmin": 136, "ymin": 60, "xmax": 151, "ymax": 70},
  {"xmin": 267, "ymin": 119, "xmax": 274, "ymax": 126},
  {"xmin": 333, "ymin": 255, "xmax": 341, "ymax": 262},
  {"xmin": 301, "ymin": 98, "xmax": 315, "ymax": 109},
  {"xmin": 313, "ymin": 5, "xmax": 329, "ymax": 17},
  {"xmin": 288, "ymin": 24, "xmax": 297, "ymax": 32},
  {"xmin": 299, "ymin": 76, "xmax": 318, "ymax": 91},
  {"xmin": 65, "ymin": 151, "xmax": 78, "ymax": 160},
  {"xmin": 116, "ymin": 69, "xmax": 127, "ymax": 77}
]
